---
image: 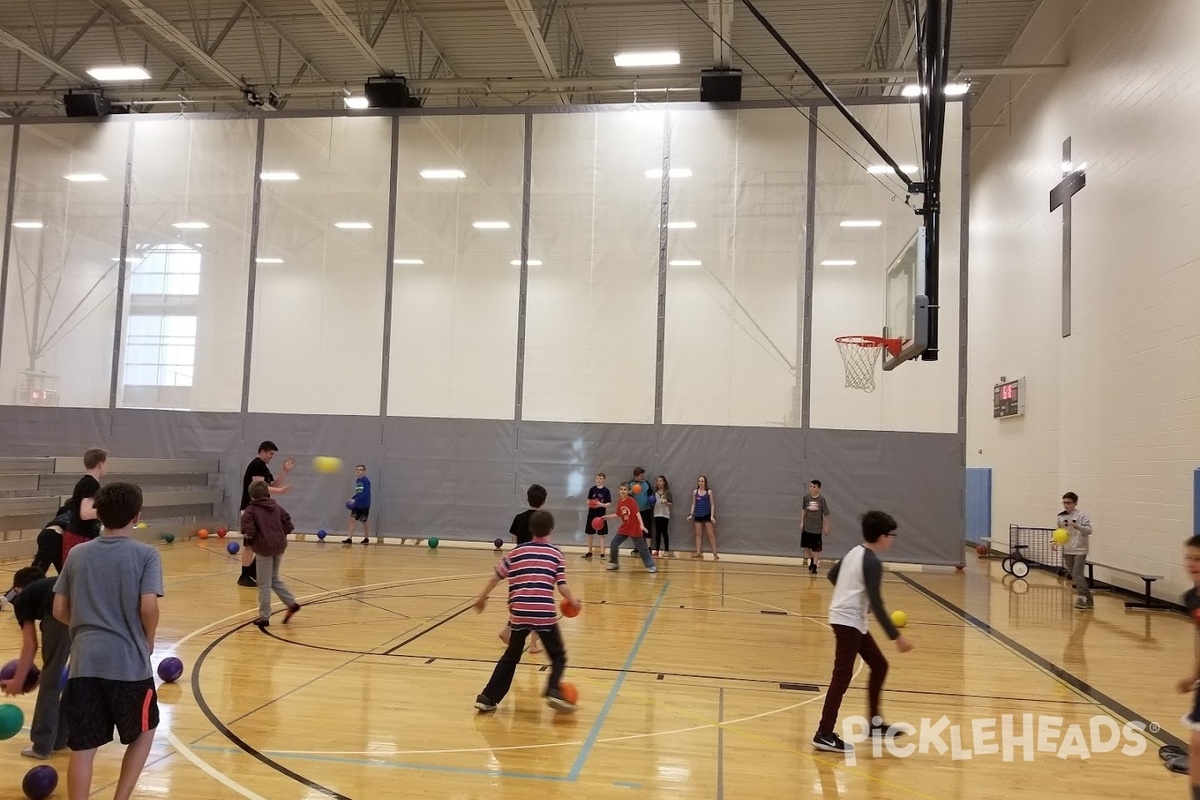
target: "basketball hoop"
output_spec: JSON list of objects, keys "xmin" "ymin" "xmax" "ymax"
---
[{"xmin": 835, "ymin": 335, "xmax": 902, "ymax": 393}]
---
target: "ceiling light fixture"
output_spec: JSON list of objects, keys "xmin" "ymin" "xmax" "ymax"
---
[
  {"xmin": 64, "ymin": 173, "xmax": 107, "ymax": 182},
  {"xmin": 393, "ymin": 259, "xmax": 425, "ymax": 265},
  {"xmin": 171, "ymin": 222, "xmax": 209, "ymax": 229},
  {"xmin": 255, "ymin": 258, "xmax": 284, "ymax": 264},
  {"xmin": 86, "ymin": 66, "xmax": 151, "ymax": 81},
  {"xmin": 820, "ymin": 259, "xmax": 858, "ymax": 266},
  {"xmin": 839, "ymin": 219, "xmax": 882, "ymax": 228},
  {"xmin": 420, "ymin": 169, "xmax": 466, "ymax": 179},
  {"xmin": 12, "ymin": 221, "xmax": 44, "ymax": 229},
  {"xmin": 669, "ymin": 259, "xmax": 702, "ymax": 267},
  {"xmin": 666, "ymin": 221, "xmax": 697, "ymax": 230},
  {"xmin": 344, "ymin": 96, "xmax": 369, "ymax": 109},
  {"xmin": 510, "ymin": 259, "xmax": 543, "ymax": 266},
  {"xmin": 260, "ymin": 171, "xmax": 299, "ymax": 181},
  {"xmin": 334, "ymin": 222, "xmax": 372, "ymax": 229},
  {"xmin": 473, "ymin": 221, "xmax": 511, "ymax": 230},
  {"xmin": 614, "ymin": 51, "xmax": 680, "ymax": 68}
]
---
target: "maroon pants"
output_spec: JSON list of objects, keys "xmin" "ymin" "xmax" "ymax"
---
[{"xmin": 817, "ymin": 624, "xmax": 889, "ymax": 734}]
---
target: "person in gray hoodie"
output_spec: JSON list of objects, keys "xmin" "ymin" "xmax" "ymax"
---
[
  {"xmin": 240, "ymin": 481, "xmax": 301, "ymax": 629},
  {"xmin": 1057, "ymin": 491, "xmax": 1093, "ymax": 609}
]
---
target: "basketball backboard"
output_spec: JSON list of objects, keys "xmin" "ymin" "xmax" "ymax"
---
[{"xmin": 881, "ymin": 228, "xmax": 929, "ymax": 371}]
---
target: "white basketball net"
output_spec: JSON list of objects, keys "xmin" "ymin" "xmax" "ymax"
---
[{"xmin": 836, "ymin": 337, "xmax": 886, "ymax": 392}]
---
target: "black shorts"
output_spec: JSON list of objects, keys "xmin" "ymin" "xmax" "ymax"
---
[
  {"xmin": 693, "ymin": 514, "xmax": 712, "ymax": 523},
  {"xmin": 64, "ymin": 677, "xmax": 159, "ymax": 750},
  {"xmin": 801, "ymin": 531, "xmax": 824, "ymax": 551},
  {"xmin": 351, "ymin": 507, "xmax": 370, "ymax": 522}
]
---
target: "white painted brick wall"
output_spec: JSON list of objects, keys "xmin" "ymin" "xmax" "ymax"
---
[{"xmin": 968, "ymin": 0, "xmax": 1200, "ymax": 602}]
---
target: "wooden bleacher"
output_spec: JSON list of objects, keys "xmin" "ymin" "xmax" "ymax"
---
[{"xmin": 0, "ymin": 456, "xmax": 224, "ymax": 561}]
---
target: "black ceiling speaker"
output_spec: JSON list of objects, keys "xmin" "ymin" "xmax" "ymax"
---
[
  {"xmin": 63, "ymin": 91, "xmax": 112, "ymax": 117},
  {"xmin": 700, "ymin": 68, "xmax": 743, "ymax": 103},
  {"xmin": 365, "ymin": 76, "xmax": 416, "ymax": 108}
]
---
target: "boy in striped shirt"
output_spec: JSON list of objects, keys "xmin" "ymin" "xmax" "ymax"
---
[{"xmin": 473, "ymin": 510, "xmax": 581, "ymax": 713}]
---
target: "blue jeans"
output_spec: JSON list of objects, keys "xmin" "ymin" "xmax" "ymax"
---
[{"xmin": 609, "ymin": 534, "xmax": 655, "ymax": 568}]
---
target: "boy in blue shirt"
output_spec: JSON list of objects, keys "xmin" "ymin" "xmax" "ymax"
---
[{"xmin": 342, "ymin": 464, "xmax": 373, "ymax": 545}]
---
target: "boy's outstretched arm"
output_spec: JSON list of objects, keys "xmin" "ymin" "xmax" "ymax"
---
[{"xmin": 474, "ymin": 573, "xmax": 503, "ymax": 611}]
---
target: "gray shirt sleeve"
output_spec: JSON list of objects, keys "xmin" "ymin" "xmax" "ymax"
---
[{"xmin": 863, "ymin": 549, "xmax": 900, "ymax": 640}]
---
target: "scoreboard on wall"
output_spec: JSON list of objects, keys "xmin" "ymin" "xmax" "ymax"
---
[{"xmin": 993, "ymin": 377, "xmax": 1024, "ymax": 418}]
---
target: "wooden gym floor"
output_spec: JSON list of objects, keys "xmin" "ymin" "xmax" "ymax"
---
[{"xmin": 0, "ymin": 538, "xmax": 1191, "ymax": 799}]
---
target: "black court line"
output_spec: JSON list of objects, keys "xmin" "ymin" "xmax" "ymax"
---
[
  {"xmin": 381, "ymin": 603, "xmax": 475, "ymax": 654},
  {"xmin": 779, "ymin": 683, "xmax": 819, "ymax": 692},
  {"xmin": 191, "ymin": 622, "xmax": 352, "ymax": 799},
  {"xmin": 896, "ymin": 573, "xmax": 1187, "ymax": 751}
]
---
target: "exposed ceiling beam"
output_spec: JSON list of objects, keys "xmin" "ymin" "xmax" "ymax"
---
[
  {"xmin": 0, "ymin": 25, "xmax": 92, "ymax": 86},
  {"xmin": 708, "ymin": 0, "xmax": 733, "ymax": 68},
  {"xmin": 114, "ymin": 0, "xmax": 248, "ymax": 89},
  {"xmin": 240, "ymin": 0, "xmax": 333, "ymax": 80},
  {"xmin": 308, "ymin": 0, "xmax": 393, "ymax": 75},
  {"xmin": 503, "ymin": 0, "xmax": 568, "ymax": 103},
  {"xmin": 0, "ymin": 63, "xmax": 1067, "ymax": 107}
]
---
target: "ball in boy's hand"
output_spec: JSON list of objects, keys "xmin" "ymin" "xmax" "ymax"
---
[
  {"xmin": 631, "ymin": 484, "xmax": 642, "ymax": 495},
  {"xmin": 0, "ymin": 660, "xmax": 40, "ymax": 693},
  {"xmin": 1053, "ymin": 528, "xmax": 1069, "ymax": 545},
  {"xmin": 648, "ymin": 493, "xmax": 656, "ymax": 506},
  {"xmin": 313, "ymin": 456, "xmax": 343, "ymax": 474},
  {"xmin": 346, "ymin": 500, "xmax": 355, "ymax": 510},
  {"xmin": 588, "ymin": 499, "xmax": 599, "ymax": 508},
  {"xmin": 591, "ymin": 517, "xmax": 605, "ymax": 531},
  {"xmin": 559, "ymin": 599, "xmax": 580, "ymax": 618}
]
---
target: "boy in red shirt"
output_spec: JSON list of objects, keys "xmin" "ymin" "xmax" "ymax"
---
[{"xmin": 604, "ymin": 483, "xmax": 657, "ymax": 573}]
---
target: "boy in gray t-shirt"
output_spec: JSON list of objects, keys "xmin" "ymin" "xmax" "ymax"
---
[{"xmin": 54, "ymin": 481, "xmax": 163, "ymax": 799}]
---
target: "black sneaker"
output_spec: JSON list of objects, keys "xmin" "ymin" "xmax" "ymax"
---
[
  {"xmin": 342, "ymin": 538, "xmax": 353, "ymax": 544},
  {"xmin": 283, "ymin": 604, "xmax": 301, "ymax": 624},
  {"xmin": 474, "ymin": 694, "xmax": 497, "ymax": 712},
  {"xmin": 809, "ymin": 562, "xmax": 818, "ymax": 574},
  {"xmin": 253, "ymin": 618, "xmax": 269, "ymax": 630},
  {"xmin": 813, "ymin": 731, "xmax": 853, "ymax": 753},
  {"xmin": 360, "ymin": 538, "xmax": 369, "ymax": 545},
  {"xmin": 582, "ymin": 552, "xmax": 593, "ymax": 559},
  {"xmin": 237, "ymin": 575, "xmax": 256, "ymax": 587},
  {"xmin": 871, "ymin": 722, "xmax": 908, "ymax": 739}
]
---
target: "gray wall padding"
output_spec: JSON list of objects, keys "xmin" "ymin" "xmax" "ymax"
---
[{"xmin": 0, "ymin": 407, "xmax": 963, "ymax": 564}]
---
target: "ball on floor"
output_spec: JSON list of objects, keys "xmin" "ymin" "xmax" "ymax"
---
[
  {"xmin": 0, "ymin": 703, "xmax": 24, "ymax": 740},
  {"xmin": 198, "ymin": 529, "xmax": 209, "ymax": 539},
  {"xmin": 317, "ymin": 530, "xmax": 327, "ymax": 540},
  {"xmin": 558, "ymin": 681, "xmax": 579, "ymax": 705},
  {"xmin": 227, "ymin": 542, "xmax": 239, "ymax": 555},
  {"xmin": 493, "ymin": 537, "xmax": 503, "ymax": 550},
  {"xmin": 313, "ymin": 456, "xmax": 343, "ymax": 474},
  {"xmin": 157, "ymin": 657, "xmax": 184, "ymax": 683},
  {"xmin": 891, "ymin": 610, "xmax": 908, "ymax": 628},
  {"xmin": 163, "ymin": 533, "xmax": 174, "ymax": 544},
  {"xmin": 975, "ymin": 544, "xmax": 988, "ymax": 556},
  {"xmin": 427, "ymin": 537, "xmax": 439, "ymax": 549},
  {"xmin": 217, "ymin": 527, "xmax": 228, "ymax": 538},
  {"xmin": 22, "ymin": 764, "xmax": 57, "ymax": 800}
]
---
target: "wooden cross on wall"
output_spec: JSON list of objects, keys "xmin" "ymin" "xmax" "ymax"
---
[{"xmin": 1049, "ymin": 137, "xmax": 1086, "ymax": 338}]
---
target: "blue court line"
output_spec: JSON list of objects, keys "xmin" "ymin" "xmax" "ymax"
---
[
  {"xmin": 189, "ymin": 743, "xmax": 570, "ymax": 782},
  {"xmin": 567, "ymin": 579, "xmax": 671, "ymax": 781}
]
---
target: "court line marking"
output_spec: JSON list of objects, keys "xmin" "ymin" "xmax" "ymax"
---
[
  {"xmin": 165, "ymin": 574, "xmax": 860, "ymax": 773},
  {"xmin": 568, "ymin": 579, "xmax": 671, "ymax": 780},
  {"xmin": 896, "ymin": 572, "xmax": 1188, "ymax": 751},
  {"xmin": 162, "ymin": 573, "xmax": 491, "ymax": 800}
]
